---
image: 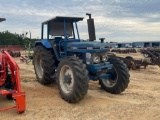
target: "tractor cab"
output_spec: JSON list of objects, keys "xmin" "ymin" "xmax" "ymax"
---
[
  {"xmin": 41, "ymin": 16, "xmax": 83, "ymax": 41},
  {"xmin": 39, "ymin": 16, "xmax": 84, "ymax": 58}
]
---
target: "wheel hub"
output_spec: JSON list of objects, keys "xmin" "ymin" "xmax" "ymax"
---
[
  {"xmin": 35, "ymin": 54, "xmax": 44, "ymax": 79},
  {"xmin": 102, "ymin": 66, "xmax": 118, "ymax": 88},
  {"xmin": 64, "ymin": 74, "xmax": 72, "ymax": 84},
  {"xmin": 59, "ymin": 65, "xmax": 74, "ymax": 94}
]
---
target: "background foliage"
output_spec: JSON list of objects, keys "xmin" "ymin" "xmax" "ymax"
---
[{"xmin": 0, "ymin": 31, "xmax": 38, "ymax": 46}]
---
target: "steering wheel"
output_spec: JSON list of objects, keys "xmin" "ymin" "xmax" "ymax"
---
[{"xmin": 61, "ymin": 34, "xmax": 71, "ymax": 39}]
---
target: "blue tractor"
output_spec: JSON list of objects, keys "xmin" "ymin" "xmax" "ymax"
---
[{"xmin": 33, "ymin": 14, "xmax": 130, "ymax": 103}]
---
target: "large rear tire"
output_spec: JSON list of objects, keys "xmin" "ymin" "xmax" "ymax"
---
[
  {"xmin": 33, "ymin": 46, "xmax": 56, "ymax": 85},
  {"xmin": 57, "ymin": 57, "xmax": 89, "ymax": 103},
  {"xmin": 99, "ymin": 58, "xmax": 130, "ymax": 94}
]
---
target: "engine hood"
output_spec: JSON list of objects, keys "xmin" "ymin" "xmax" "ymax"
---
[{"xmin": 67, "ymin": 41, "xmax": 110, "ymax": 53}]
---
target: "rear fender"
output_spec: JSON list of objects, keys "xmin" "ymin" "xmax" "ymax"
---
[
  {"xmin": 34, "ymin": 40, "xmax": 60, "ymax": 61},
  {"xmin": 34, "ymin": 40, "xmax": 52, "ymax": 49}
]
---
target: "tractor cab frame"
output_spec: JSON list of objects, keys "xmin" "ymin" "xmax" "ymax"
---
[
  {"xmin": 41, "ymin": 16, "xmax": 83, "ymax": 40},
  {"xmin": 40, "ymin": 16, "xmax": 83, "ymax": 58}
]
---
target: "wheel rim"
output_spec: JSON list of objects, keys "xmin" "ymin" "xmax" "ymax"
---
[
  {"xmin": 102, "ymin": 66, "xmax": 118, "ymax": 87},
  {"xmin": 59, "ymin": 65, "xmax": 74, "ymax": 94},
  {"xmin": 35, "ymin": 53, "xmax": 44, "ymax": 79}
]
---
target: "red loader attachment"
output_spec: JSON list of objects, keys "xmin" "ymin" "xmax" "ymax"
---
[{"xmin": 0, "ymin": 50, "xmax": 25, "ymax": 113}]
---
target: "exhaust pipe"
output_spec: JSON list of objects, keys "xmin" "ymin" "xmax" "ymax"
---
[{"xmin": 86, "ymin": 13, "xmax": 96, "ymax": 41}]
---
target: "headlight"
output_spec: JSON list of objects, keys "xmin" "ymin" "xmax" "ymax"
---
[
  {"xmin": 93, "ymin": 56, "xmax": 100, "ymax": 63},
  {"xmin": 102, "ymin": 55, "xmax": 108, "ymax": 62}
]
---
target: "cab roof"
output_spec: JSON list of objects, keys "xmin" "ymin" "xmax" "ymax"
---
[{"xmin": 42, "ymin": 16, "xmax": 84, "ymax": 24}]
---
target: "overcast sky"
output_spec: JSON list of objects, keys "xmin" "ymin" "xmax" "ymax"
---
[{"xmin": 0, "ymin": 0, "xmax": 160, "ymax": 42}]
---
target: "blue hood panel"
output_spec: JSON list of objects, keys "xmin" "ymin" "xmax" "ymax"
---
[
  {"xmin": 67, "ymin": 41, "xmax": 110, "ymax": 53},
  {"xmin": 67, "ymin": 41, "xmax": 109, "ymax": 48}
]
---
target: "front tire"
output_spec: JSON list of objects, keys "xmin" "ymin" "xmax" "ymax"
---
[
  {"xmin": 33, "ymin": 46, "xmax": 56, "ymax": 85},
  {"xmin": 99, "ymin": 58, "xmax": 130, "ymax": 94},
  {"xmin": 57, "ymin": 57, "xmax": 89, "ymax": 103}
]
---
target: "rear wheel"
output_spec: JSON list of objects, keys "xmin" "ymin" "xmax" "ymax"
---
[
  {"xmin": 57, "ymin": 57, "xmax": 89, "ymax": 103},
  {"xmin": 99, "ymin": 58, "xmax": 130, "ymax": 94},
  {"xmin": 33, "ymin": 46, "xmax": 56, "ymax": 85}
]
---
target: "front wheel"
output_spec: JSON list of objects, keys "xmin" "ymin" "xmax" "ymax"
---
[
  {"xmin": 99, "ymin": 58, "xmax": 130, "ymax": 94},
  {"xmin": 57, "ymin": 57, "xmax": 89, "ymax": 103}
]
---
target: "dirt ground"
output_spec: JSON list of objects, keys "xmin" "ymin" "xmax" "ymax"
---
[{"xmin": 0, "ymin": 52, "xmax": 160, "ymax": 120}]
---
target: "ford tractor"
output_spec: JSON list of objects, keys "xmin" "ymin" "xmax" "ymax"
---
[{"xmin": 33, "ymin": 13, "xmax": 130, "ymax": 103}]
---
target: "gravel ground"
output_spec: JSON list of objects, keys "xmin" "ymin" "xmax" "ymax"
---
[{"xmin": 0, "ymin": 52, "xmax": 160, "ymax": 120}]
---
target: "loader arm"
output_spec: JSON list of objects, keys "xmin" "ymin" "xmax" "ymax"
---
[{"xmin": 0, "ymin": 50, "xmax": 25, "ymax": 113}]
